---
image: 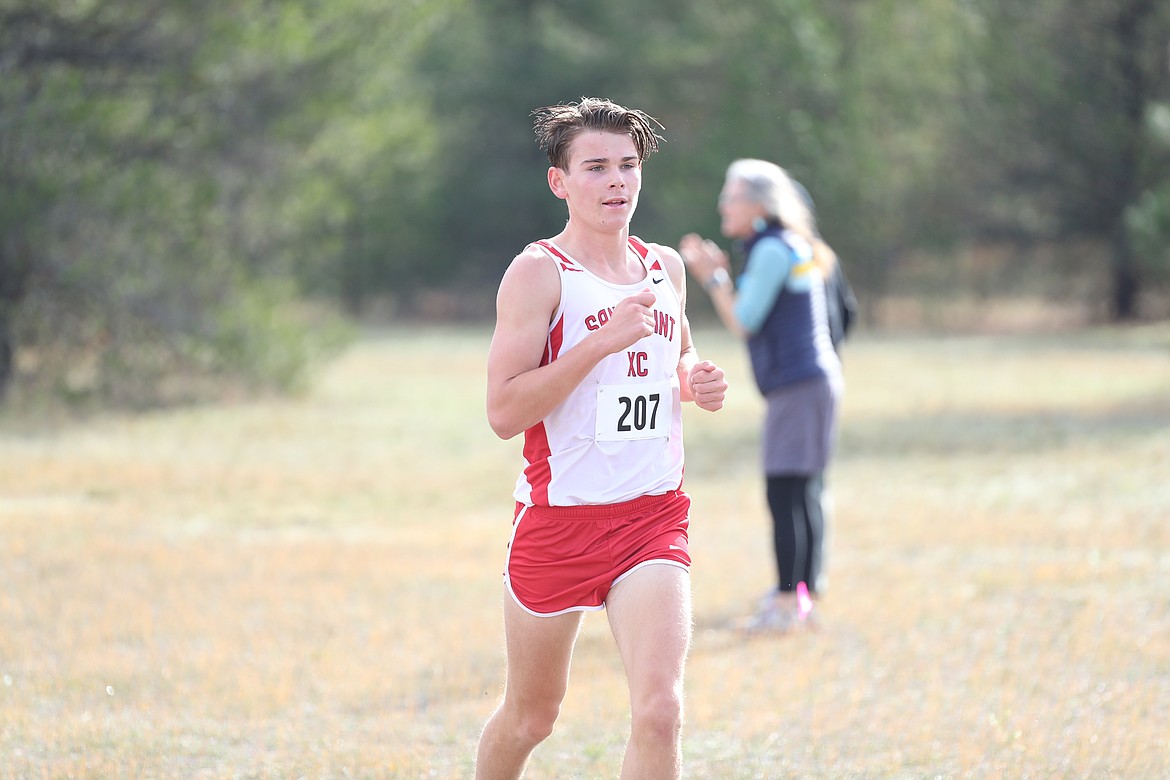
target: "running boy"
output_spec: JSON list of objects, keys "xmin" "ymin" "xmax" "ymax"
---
[{"xmin": 476, "ymin": 97, "xmax": 727, "ymax": 779}]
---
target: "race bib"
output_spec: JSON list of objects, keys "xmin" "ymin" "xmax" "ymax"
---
[{"xmin": 596, "ymin": 380, "xmax": 672, "ymax": 441}]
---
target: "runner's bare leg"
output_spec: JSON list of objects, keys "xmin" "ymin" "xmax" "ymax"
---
[
  {"xmin": 475, "ymin": 592, "xmax": 584, "ymax": 780},
  {"xmin": 606, "ymin": 564, "xmax": 692, "ymax": 780}
]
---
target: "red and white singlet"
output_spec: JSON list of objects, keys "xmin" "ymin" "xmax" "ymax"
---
[{"xmin": 513, "ymin": 236, "xmax": 685, "ymax": 507}]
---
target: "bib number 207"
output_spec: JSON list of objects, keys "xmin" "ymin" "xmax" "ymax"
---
[
  {"xmin": 617, "ymin": 393, "xmax": 660, "ymax": 433},
  {"xmin": 596, "ymin": 380, "xmax": 671, "ymax": 441}
]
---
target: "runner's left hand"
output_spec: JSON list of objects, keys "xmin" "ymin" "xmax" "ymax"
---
[{"xmin": 687, "ymin": 360, "xmax": 727, "ymax": 412}]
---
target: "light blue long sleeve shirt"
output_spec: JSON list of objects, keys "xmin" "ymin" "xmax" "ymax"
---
[{"xmin": 733, "ymin": 235, "xmax": 811, "ymax": 333}]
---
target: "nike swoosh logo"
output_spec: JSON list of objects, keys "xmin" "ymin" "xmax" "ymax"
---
[{"xmin": 652, "ymin": 277, "xmax": 664, "ymax": 284}]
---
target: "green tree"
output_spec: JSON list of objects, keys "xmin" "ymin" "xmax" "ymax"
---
[
  {"xmin": 0, "ymin": 1, "xmax": 352, "ymax": 406},
  {"xmin": 280, "ymin": 0, "xmax": 457, "ymax": 314},
  {"xmin": 413, "ymin": 0, "xmax": 570, "ymax": 297},
  {"xmin": 958, "ymin": 0, "xmax": 1170, "ymax": 319},
  {"xmin": 408, "ymin": 0, "xmax": 973, "ymax": 318}
]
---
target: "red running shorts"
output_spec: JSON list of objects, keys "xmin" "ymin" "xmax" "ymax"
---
[{"xmin": 505, "ymin": 490, "xmax": 691, "ymax": 617}]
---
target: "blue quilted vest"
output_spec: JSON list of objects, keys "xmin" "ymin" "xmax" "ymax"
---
[{"xmin": 743, "ymin": 224, "xmax": 837, "ymax": 395}]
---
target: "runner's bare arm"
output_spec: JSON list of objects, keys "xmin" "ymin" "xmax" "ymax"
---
[{"xmin": 486, "ymin": 249, "xmax": 660, "ymax": 439}]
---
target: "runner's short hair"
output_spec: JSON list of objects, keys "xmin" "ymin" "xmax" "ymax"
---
[{"xmin": 532, "ymin": 97, "xmax": 664, "ymax": 170}]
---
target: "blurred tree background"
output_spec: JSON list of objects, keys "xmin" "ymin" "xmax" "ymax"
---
[{"xmin": 2, "ymin": 0, "xmax": 1169, "ymax": 408}]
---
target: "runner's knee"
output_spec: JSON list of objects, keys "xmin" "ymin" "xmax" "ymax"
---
[
  {"xmin": 631, "ymin": 688, "xmax": 683, "ymax": 743},
  {"xmin": 511, "ymin": 699, "xmax": 561, "ymax": 746}
]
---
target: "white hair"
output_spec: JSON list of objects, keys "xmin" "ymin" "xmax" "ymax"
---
[{"xmin": 725, "ymin": 158, "xmax": 817, "ymax": 244}]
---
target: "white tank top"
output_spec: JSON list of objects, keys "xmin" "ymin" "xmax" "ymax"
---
[{"xmin": 513, "ymin": 236, "xmax": 685, "ymax": 507}]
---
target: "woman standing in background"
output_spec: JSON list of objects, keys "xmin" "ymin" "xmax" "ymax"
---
[{"xmin": 680, "ymin": 158, "xmax": 844, "ymax": 632}]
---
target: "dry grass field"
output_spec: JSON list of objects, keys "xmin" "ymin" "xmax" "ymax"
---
[{"xmin": 2, "ymin": 323, "xmax": 1169, "ymax": 779}]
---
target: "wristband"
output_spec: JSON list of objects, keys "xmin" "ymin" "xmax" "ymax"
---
[{"xmin": 704, "ymin": 267, "xmax": 730, "ymax": 291}]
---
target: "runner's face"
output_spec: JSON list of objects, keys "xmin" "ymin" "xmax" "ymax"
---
[{"xmin": 551, "ymin": 131, "xmax": 642, "ymax": 230}]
